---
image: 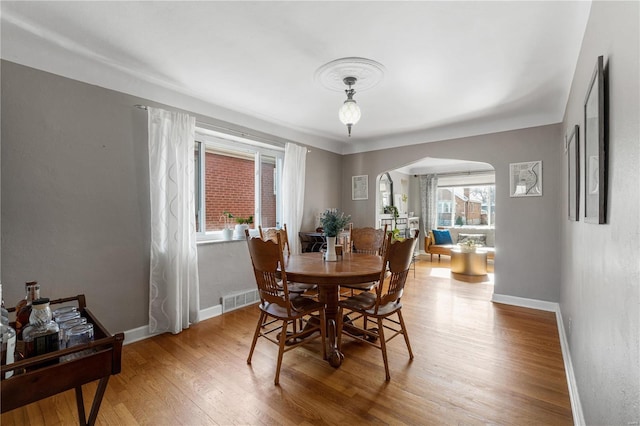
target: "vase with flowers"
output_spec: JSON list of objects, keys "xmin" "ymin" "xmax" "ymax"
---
[
  {"xmin": 320, "ymin": 208, "xmax": 351, "ymax": 261},
  {"xmin": 458, "ymin": 239, "xmax": 481, "ymax": 253}
]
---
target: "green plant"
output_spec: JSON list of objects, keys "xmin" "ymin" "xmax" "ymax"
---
[
  {"xmin": 222, "ymin": 211, "xmax": 234, "ymax": 229},
  {"xmin": 455, "ymin": 215, "xmax": 464, "ymax": 226},
  {"xmin": 458, "ymin": 239, "xmax": 480, "ymax": 248},
  {"xmin": 383, "ymin": 205, "xmax": 400, "ymax": 235},
  {"xmin": 222, "ymin": 211, "xmax": 253, "ymax": 226},
  {"xmin": 235, "ymin": 215, "xmax": 253, "ymax": 225},
  {"xmin": 383, "ymin": 205, "xmax": 399, "ymax": 219},
  {"xmin": 320, "ymin": 209, "xmax": 351, "ymax": 237}
]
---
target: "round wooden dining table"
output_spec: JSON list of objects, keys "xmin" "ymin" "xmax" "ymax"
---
[{"xmin": 282, "ymin": 252, "xmax": 383, "ymax": 367}]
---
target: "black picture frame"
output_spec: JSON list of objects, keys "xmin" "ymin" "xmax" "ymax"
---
[
  {"xmin": 584, "ymin": 55, "xmax": 607, "ymax": 224},
  {"xmin": 567, "ymin": 125, "xmax": 580, "ymax": 221}
]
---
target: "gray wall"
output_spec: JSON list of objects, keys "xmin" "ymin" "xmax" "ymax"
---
[
  {"xmin": 1, "ymin": 62, "xmax": 151, "ymax": 333},
  {"xmin": 0, "ymin": 60, "xmax": 341, "ymax": 334},
  {"xmin": 560, "ymin": 1, "xmax": 639, "ymax": 424},
  {"xmin": 342, "ymin": 124, "xmax": 563, "ymax": 303},
  {"xmin": 301, "ymin": 147, "xmax": 343, "ymax": 232}
]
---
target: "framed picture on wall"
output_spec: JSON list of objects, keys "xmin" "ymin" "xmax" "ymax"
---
[
  {"xmin": 509, "ymin": 161, "xmax": 542, "ymax": 197},
  {"xmin": 352, "ymin": 175, "xmax": 368, "ymax": 200},
  {"xmin": 584, "ymin": 55, "xmax": 607, "ymax": 224},
  {"xmin": 567, "ymin": 125, "xmax": 580, "ymax": 221}
]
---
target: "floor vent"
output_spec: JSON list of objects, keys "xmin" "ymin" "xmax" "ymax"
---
[{"xmin": 222, "ymin": 289, "xmax": 259, "ymax": 313}]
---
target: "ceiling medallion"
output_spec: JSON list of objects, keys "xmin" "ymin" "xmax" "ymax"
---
[{"xmin": 315, "ymin": 57, "xmax": 385, "ymax": 92}]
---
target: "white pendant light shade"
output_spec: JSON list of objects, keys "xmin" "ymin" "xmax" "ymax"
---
[{"xmin": 338, "ymin": 99, "xmax": 361, "ymax": 126}]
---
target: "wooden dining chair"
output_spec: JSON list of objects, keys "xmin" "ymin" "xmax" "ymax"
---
[
  {"xmin": 340, "ymin": 224, "xmax": 389, "ymax": 296},
  {"xmin": 259, "ymin": 224, "xmax": 291, "ymax": 256},
  {"xmin": 350, "ymin": 224, "xmax": 388, "ymax": 255},
  {"xmin": 259, "ymin": 224, "xmax": 317, "ymax": 296},
  {"xmin": 336, "ymin": 230, "xmax": 419, "ymax": 381},
  {"xmin": 245, "ymin": 230, "xmax": 327, "ymax": 385}
]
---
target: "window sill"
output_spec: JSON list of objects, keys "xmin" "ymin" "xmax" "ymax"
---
[{"xmin": 196, "ymin": 230, "xmax": 260, "ymax": 245}]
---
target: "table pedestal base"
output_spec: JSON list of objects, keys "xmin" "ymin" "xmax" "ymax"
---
[{"xmin": 450, "ymin": 249, "xmax": 488, "ymax": 282}]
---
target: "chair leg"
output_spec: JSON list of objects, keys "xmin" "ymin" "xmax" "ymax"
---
[
  {"xmin": 397, "ymin": 310, "xmax": 414, "ymax": 360},
  {"xmin": 377, "ymin": 317, "xmax": 391, "ymax": 381},
  {"xmin": 319, "ymin": 309, "xmax": 327, "ymax": 360},
  {"xmin": 274, "ymin": 319, "xmax": 288, "ymax": 386},
  {"xmin": 247, "ymin": 311, "xmax": 266, "ymax": 364},
  {"xmin": 336, "ymin": 307, "xmax": 344, "ymax": 351}
]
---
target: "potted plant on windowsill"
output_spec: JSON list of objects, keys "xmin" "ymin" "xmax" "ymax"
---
[
  {"xmin": 221, "ymin": 211, "xmax": 234, "ymax": 241},
  {"xmin": 320, "ymin": 209, "xmax": 351, "ymax": 261},
  {"xmin": 233, "ymin": 215, "xmax": 254, "ymax": 239}
]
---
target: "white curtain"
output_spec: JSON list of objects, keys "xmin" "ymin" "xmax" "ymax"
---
[
  {"xmin": 147, "ymin": 107, "xmax": 200, "ymax": 334},
  {"xmin": 281, "ymin": 143, "xmax": 307, "ymax": 254},
  {"xmin": 420, "ymin": 174, "xmax": 439, "ymax": 233}
]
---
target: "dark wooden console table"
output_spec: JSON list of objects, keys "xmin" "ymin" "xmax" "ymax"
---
[
  {"xmin": 1, "ymin": 294, "xmax": 124, "ymax": 426},
  {"xmin": 298, "ymin": 232, "xmax": 326, "ymax": 252},
  {"xmin": 299, "ymin": 231, "xmax": 351, "ymax": 253}
]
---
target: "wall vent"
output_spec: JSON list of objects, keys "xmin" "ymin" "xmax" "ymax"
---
[{"xmin": 221, "ymin": 289, "xmax": 259, "ymax": 313}]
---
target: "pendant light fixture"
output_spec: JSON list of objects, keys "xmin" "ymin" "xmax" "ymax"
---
[
  {"xmin": 338, "ymin": 77, "xmax": 361, "ymax": 137},
  {"xmin": 315, "ymin": 57, "xmax": 385, "ymax": 138}
]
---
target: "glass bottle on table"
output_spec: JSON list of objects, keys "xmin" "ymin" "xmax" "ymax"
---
[
  {"xmin": 15, "ymin": 281, "xmax": 39, "ymax": 314},
  {"xmin": 22, "ymin": 298, "xmax": 59, "ymax": 360},
  {"xmin": 15, "ymin": 281, "xmax": 40, "ymax": 338},
  {"xmin": 1, "ymin": 315, "xmax": 17, "ymax": 379}
]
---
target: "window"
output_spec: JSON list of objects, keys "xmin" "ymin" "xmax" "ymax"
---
[
  {"xmin": 438, "ymin": 200, "xmax": 452, "ymax": 214},
  {"xmin": 194, "ymin": 129, "xmax": 284, "ymax": 237},
  {"xmin": 436, "ymin": 186, "xmax": 495, "ymax": 227},
  {"xmin": 435, "ymin": 175, "xmax": 495, "ymax": 228}
]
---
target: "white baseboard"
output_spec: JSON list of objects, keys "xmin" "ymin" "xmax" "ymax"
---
[
  {"xmin": 199, "ymin": 304, "xmax": 223, "ymax": 321},
  {"xmin": 491, "ymin": 293, "xmax": 558, "ymax": 311},
  {"xmin": 554, "ymin": 308, "xmax": 586, "ymax": 426},
  {"xmin": 123, "ymin": 325, "xmax": 159, "ymax": 345},
  {"xmin": 122, "ymin": 304, "xmax": 223, "ymax": 345},
  {"xmin": 492, "ymin": 293, "xmax": 584, "ymax": 426}
]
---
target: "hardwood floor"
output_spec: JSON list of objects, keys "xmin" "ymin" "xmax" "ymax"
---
[{"xmin": 1, "ymin": 256, "xmax": 573, "ymax": 425}]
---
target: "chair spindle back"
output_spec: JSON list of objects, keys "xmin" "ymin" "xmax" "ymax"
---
[
  {"xmin": 245, "ymin": 230, "xmax": 292, "ymax": 314},
  {"xmin": 375, "ymin": 231, "xmax": 419, "ymax": 311}
]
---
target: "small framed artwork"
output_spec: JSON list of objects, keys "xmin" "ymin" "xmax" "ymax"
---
[
  {"xmin": 566, "ymin": 125, "xmax": 580, "ymax": 221},
  {"xmin": 352, "ymin": 175, "xmax": 368, "ymax": 200},
  {"xmin": 584, "ymin": 55, "xmax": 607, "ymax": 224},
  {"xmin": 509, "ymin": 161, "xmax": 542, "ymax": 197}
]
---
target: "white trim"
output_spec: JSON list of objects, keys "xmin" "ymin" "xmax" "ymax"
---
[
  {"xmin": 122, "ymin": 304, "xmax": 223, "ymax": 346},
  {"xmin": 197, "ymin": 229, "xmax": 260, "ymax": 244},
  {"xmin": 555, "ymin": 309, "xmax": 586, "ymax": 426},
  {"xmin": 199, "ymin": 304, "xmax": 223, "ymax": 322},
  {"xmin": 491, "ymin": 293, "xmax": 557, "ymax": 311},
  {"xmin": 196, "ymin": 127, "xmax": 285, "ymax": 154},
  {"xmin": 123, "ymin": 325, "xmax": 160, "ymax": 345},
  {"xmin": 492, "ymin": 293, "xmax": 585, "ymax": 425}
]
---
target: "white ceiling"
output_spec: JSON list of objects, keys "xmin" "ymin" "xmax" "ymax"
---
[{"xmin": 1, "ymin": 1, "xmax": 591, "ymax": 159}]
